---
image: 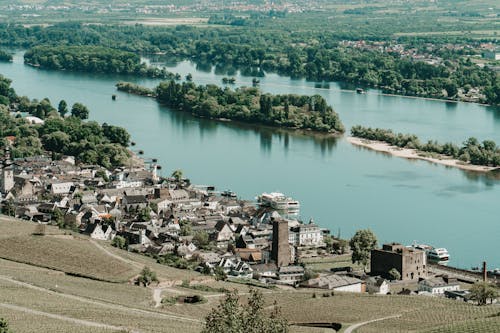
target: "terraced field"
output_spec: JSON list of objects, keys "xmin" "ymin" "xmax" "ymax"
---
[{"xmin": 0, "ymin": 216, "xmax": 498, "ymax": 333}]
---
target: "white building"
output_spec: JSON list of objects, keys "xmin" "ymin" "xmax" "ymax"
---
[
  {"xmin": 303, "ymin": 274, "xmax": 365, "ymax": 293},
  {"xmin": 418, "ymin": 276, "xmax": 460, "ymax": 295},
  {"xmin": 290, "ymin": 221, "xmax": 324, "ymax": 247}
]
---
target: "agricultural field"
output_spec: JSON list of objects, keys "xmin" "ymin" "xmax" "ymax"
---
[
  {"xmin": 0, "ymin": 216, "xmax": 498, "ymax": 332},
  {"xmin": 424, "ymin": 316, "xmax": 500, "ymax": 333},
  {"xmin": 0, "ymin": 217, "xmax": 137, "ymax": 282}
]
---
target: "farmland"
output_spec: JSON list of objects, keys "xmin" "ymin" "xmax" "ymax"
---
[{"xmin": 0, "ymin": 216, "xmax": 499, "ymax": 332}]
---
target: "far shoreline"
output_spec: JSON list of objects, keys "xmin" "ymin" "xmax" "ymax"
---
[{"xmin": 347, "ymin": 136, "xmax": 498, "ymax": 173}]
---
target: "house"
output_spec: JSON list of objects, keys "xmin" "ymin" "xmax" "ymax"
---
[
  {"xmin": 235, "ymin": 248, "xmax": 262, "ymax": 263},
  {"xmin": 211, "ymin": 220, "xmax": 234, "ymax": 248},
  {"xmin": 418, "ymin": 275, "xmax": 460, "ymax": 295},
  {"xmin": 289, "ymin": 220, "xmax": 324, "ymax": 247},
  {"xmin": 177, "ymin": 242, "xmax": 197, "ymax": 259},
  {"xmin": 122, "ymin": 195, "xmax": 148, "ymax": 211},
  {"xmin": 277, "ymin": 265, "xmax": 304, "ymax": 285},
  {"xmin": 371, "ymin": 243, "xmax": 427, "ymax": 281},
  {"xmin": 83, "ymin": 223, "xmax": 107, "ymax": 240},
  {"xmin": 49, "ymin": 182, "xmax": 74, "ymax": 195},
  {"xmin": 365, "ymin": 276, "xmax": 390, "ymax": 294},
  {"xmin": 303, "ymin": 274, "xmax": 365, "ymax": 293}
]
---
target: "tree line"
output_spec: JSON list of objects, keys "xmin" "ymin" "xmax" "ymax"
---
[
  {"xmin": 24, "ymin": 45, "xmax": 177, "ymax": 79},
  {"xmin": 0, "ymin": 74, "xmax": 130, "ymax": 169},
  {"xmin": 351, "ymin": 125, "xmax": 500, "ymax": 167},
  {"xmin": 154, "ymin": 80, "xmax": 345, "ymax": 133},
  {"xmin": 0, "ymin": 23, "xmax": 497, "ymax": 105}
]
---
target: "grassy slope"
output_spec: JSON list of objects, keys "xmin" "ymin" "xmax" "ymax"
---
[{"xmin": 0, "ymin": 215, "xmax": 498, "ymax": 333}]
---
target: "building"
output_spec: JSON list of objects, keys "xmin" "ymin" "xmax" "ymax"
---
[
  {"xmin": 371, "ymin": 243, "xmax": 427, "ymax": 281},
  {"xmin": 277, "ymin": 265, "xmax": 304, "ymax": 285},
  {"xmin": 418, "ymin": 275, "xmax": 460, "ymax": 295},
  {"xmin": 1, "ymin": 147, "xmax": 14, "ymax": 193},
  {"xmin": 271, "ymin": 219, "xmax": 290, "ymax": 267},
  {"xmin": 302, "ymin": 274, "xmax": 365, "ymax": 293},
  {"xmin": 365, "ymin": 276, "xmax": 390, "ymax": 294},
  {"xmin": 289, "ymin": 220, "xmax": 324, "ymax": 247}
]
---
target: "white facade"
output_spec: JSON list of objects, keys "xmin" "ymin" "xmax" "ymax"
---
[
  {"xmin": 418, "ymin": 278, "xmax": 460, "ymax": 295},
  {"xmin": 290, "ymin": 224, "xmax": 324, "ymax": 247},
  {"xmin": 51, "ymin": 182, "xmax": 74, "ymax": 194}
]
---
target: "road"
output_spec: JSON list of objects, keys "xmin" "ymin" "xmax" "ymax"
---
[{"xmin": 344, "ymin": 315, "xmax": 401, "ymax": 333}]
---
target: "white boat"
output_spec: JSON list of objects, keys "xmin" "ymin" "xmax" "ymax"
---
[
  {"xmin": 427, "ymin": 248, "xmax": 450, "ymax": 262},
  {"xmin": 408, "ymin": 242, "xmax": 450, "ymax": 264},
  {"xmin": 258, "ymin": 192, "xmax": 300, "ymax": 211}
]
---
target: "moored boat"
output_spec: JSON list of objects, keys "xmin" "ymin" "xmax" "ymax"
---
[{"xmin": 258, "ymin": 192, "xmax": 300, "ymax": 211}]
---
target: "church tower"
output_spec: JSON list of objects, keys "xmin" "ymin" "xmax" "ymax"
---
[{"xmin": 1, "ymin": 147, "xmax": 14, "ymax": 193}]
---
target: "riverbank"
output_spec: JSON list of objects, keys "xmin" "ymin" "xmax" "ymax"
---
[{"xmin": 347, "ymin": 136, "xmax": 498, "ymax": 173}]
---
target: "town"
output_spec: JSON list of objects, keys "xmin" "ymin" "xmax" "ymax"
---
[{"xmin": 1, "ymin": 134, "xmax": 497, "ymax": 302}]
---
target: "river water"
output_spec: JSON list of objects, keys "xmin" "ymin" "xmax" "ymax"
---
[{"xmin": 1, "ymin": 51, "xmax": 499, "ymax": 269}]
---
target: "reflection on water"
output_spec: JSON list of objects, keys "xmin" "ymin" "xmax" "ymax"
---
[{"xmin": 260, "ymin": 131, "xmax": 272, "ymax": 153}]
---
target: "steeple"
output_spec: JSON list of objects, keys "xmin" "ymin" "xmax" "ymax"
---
[{"xmin": 1, "ymin": 146, "xmax": 14, "ymax": 193}]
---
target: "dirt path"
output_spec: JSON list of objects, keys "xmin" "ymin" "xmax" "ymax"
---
[
  {"xmin": 0, "ymin": 303, "xmax": 137, "ymax": 332},
  {"xmin": 0, "ymin": 275, "xmax": 202, "ymax": 324},
  {"xmin": 152, "ymin": 288, "xmax": 163, "ymax": 308},
  {"xmin": 344, "ymin": 315, "xmax": 401, "ymax": 333},
  {"xmin": 90, "ymin": 240, "xmax": 143, "ymax": 269}
]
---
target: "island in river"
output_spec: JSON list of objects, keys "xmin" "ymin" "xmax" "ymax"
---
[
  {"xmin": 348, "ymin": 137, "xmax": 498, "ymax": 173},
  {"xmin": 117, "ymin": 80, "xmax": 346, "ymax": 135}
]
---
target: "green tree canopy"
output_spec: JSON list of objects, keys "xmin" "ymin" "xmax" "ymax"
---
[
  {"xmin": 202, "ymin": 288, "xmax": 288, "ymax": 333},
  {"xmin": 349, "ymin": 229, "xmax": 377, "ymax": 269},
  {"xmin": 71, "ymin": 102, "xmax": 89, "ymax": 120},
  {"xmin": 469, "ymin": 282, "xmax": 498, "ymax": 306}
]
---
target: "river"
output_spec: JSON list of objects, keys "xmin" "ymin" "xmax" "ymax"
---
[{"xmin": 1, "ymin": 51, "xmax": 499, "ymax": 269}]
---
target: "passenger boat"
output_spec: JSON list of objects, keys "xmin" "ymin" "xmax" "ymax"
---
[
  {"xmin": 427, "ymin": 248, "xmax": 450, "ymax": 262},
  {"xmin": 408, "ymin": 242, "xmax": 450, "ymax": 264},
  {"xmin": 258, "ymin": 192, "xmax": 300, "ymax": 211},
  {"xmin": 356, "ymin": 88, "xmax": 365, "ymax": 94}
]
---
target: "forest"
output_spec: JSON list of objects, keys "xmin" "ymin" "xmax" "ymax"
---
[
  {"xmin": 0, "ymin": 23, "xmax": 498, "ymax": 105},
  {"xmin": 351, "ymin": 125, "xmax": 500, "ymax": 167},
  {"xmin": 154, "ymin": 80, "xmax": 345, "ymax": 134},
  {"xmin": 0, "ymin": 49, "xmax": 12, "ymax": 62},
  {"xmin": 0, "ymin": 75, "xmax": 130, "ymax": 169},
  {"xmin": 24, "ymin": 45, "xmax": 177, "ymax": 79}
]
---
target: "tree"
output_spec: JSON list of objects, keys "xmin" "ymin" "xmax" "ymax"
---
[
  {"xmin": 137, "ymin": 266, "xmax": 158, "ymax": 287},
  {"xmin": 58, "ymin": 100, "xmax": 68, "ymax": 117},
  {"xmin": 469, "ymin": 282, "xmax": 498, "ymax": 306},
  {"xmin": 349, "ymin": 229, "xmax": 377, "ymax": 269},
  {"xmin": 214, "ymin": 266, "xmax": 227, "ymax": 281},
  {"xmin": 1, "ymin": 199, "xmax": 15, "ymax": 216},
  {"xmin": 202, "ymin": 288, "xmax": 288, "ymax": 333},
  {"xmin": 171, "ymin": 169, "xmax": 183, "ymax": 182},
  {"xmin": 111, "ymin": 235, "xmax": 127, "ymax": 250},
  {"xmin": 0, "ymin": 318, "xmax": 11, "ymax": 333},
  {"xmin": 193, "ymin": 230, "xmax": 210, "ymax": 249},
  {"xmin": 388, "ymin": 268, "xmax": 401, "ymax": 280},
  {"xmin": 71, "ymin": 102, "xmax": 89, "ymax": 120},
  {"xmin": 137, "ymin": 207, "xmax": 151, "ymax": 222},
  {"xmin": 53, "ymin": 207, "xmax": 64, "ymax": 228}
]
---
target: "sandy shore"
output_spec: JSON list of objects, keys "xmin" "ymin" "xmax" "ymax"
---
[{"xmin": 347, "ymin": 137, "xmax": 498, "ymax": 173}]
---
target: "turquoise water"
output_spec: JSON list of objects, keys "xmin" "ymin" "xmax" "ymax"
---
[{"xmin": 1, "ymin": 52, "xmax": 499, "ymax": 269}]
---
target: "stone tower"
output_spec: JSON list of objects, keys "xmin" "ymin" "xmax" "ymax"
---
[
  {"xmin": 1, "ymin": 147, "xmax": 14, "ymax": 194},
  {"xmin": 271, "ymin": 219, "xmax": 290, "ymax": 267}
]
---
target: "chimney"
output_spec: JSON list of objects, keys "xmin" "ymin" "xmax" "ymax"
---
[{"xmin": 482, "ymin": 261, "xmax": 487, "ymax": 282}]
